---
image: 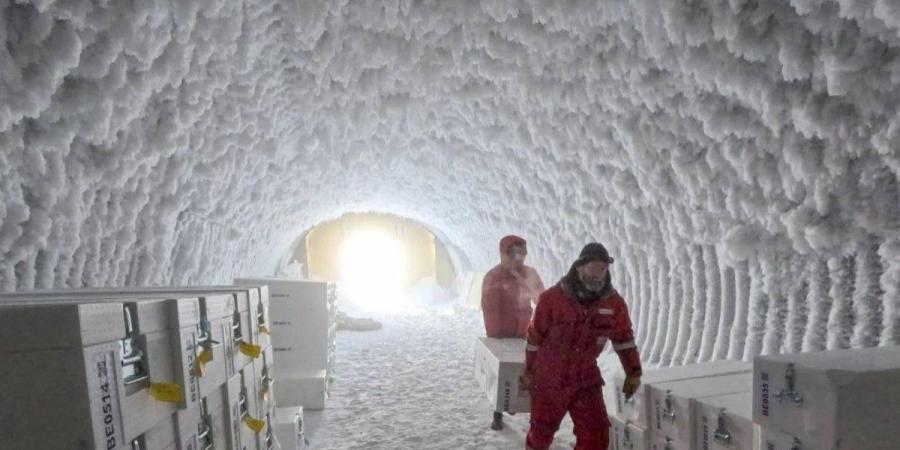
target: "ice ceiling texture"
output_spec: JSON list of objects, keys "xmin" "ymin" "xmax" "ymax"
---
[{"xmin": 1, "ymin": 0, "xmax": 899, "ymax": 363}]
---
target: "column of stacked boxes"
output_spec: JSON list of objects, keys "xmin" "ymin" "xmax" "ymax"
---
[
  {"xmin": 235, "ymin": 277, "xmax": 337, "ymax": 450},
  {"xmin": 0, "ymin": 286, "xmax": 274, "ymax": 450}
]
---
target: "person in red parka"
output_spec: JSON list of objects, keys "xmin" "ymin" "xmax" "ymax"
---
[
  {"xmin": 482, "ymin": 235, "xmax": 546, "ymax": 338},
  {"xmin": 481, "ymin": 235, "xmax": 545, "ymax": 430},
  {"xmin": 522, "ymin": 242, "xmax": 642, "ymax": 450}
]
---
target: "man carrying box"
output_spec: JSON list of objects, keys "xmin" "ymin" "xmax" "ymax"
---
[
  {"xmin": 522, "ymin": 242, "xmax": 642, "ymax": 450},
  {"xmin": 481, "ymin": 235, "xmax": 545, "ymax": 430}
]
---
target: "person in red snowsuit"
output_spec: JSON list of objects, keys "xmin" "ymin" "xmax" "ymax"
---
[
  {"xmin": 482, "ymin": 235, "xmax": 546, "ymax": 338},
  {"xmin": 481, "ymin": 235, "xmax": 545, "ymax": 429},
  {"xmin": 522, "ymin": 243, "xmax": 642, "ymax": 450}
]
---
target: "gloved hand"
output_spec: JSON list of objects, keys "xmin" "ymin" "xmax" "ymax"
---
[
  {"xmin": 623, "ymin": 376, "xmax": 641, "ymax": 399},
  {"xmin": 519, "ymin": 372, "xmax": 533, "ymax": 393}
]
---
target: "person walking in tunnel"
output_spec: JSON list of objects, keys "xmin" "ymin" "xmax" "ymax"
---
[
  {"xmin": 481, "ymin": 234, "xmax": 545, "ymax": 430},
  {"xmin": 521, "ymin": 243, "xmax": 642, "ymax": 450}
]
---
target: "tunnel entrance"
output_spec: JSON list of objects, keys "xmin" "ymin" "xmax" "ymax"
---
[{"xmin": 290, "ymin": 213, "xmax": 457, "ymax": 314}]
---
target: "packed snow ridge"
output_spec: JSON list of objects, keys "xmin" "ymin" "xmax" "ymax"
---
[{"xmin": 1, "ymin": 0, "xmax": 899, "ymax": 362}]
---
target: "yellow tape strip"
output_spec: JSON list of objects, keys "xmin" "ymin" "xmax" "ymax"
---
[
  {"xmin": 196, "ymin": 349, "xmax": 214, "ymax": 377},
  {"xmin": 239, "ymin": 342, "xmax": 262, "ymax": 358},
  {"xmin": 243, "ymin": 415, "xmax": 266, "ymax": 434},
  {"xmin": 149, "ymin": 382, "xmax": 183, "ymax": 403}
]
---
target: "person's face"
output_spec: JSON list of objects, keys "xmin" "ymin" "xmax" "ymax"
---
[
  {"xmin": 577, "ymin": 260, "xmax": 609, "ymax": 292},
  {"xmin": 506, "ymin": 244, "xmax": 527, "ymax": 268}
]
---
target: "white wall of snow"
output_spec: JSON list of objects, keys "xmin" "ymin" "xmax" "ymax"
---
[{"xmin": 1, "ymin": 0, "xmax": 899, "ymax": 361}]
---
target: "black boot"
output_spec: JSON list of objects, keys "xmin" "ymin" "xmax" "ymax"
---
[{"xmin": 491, "ymin": 411, "xmax": 503, "ymax": 430}]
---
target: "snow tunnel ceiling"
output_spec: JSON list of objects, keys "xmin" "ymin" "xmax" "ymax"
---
[{"xmin": 1, "ymin": 1, "xmax": 899, "ymax": 361}]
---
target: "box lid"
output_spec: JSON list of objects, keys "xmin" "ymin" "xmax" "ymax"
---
[
  {"xmin": 478, "ymin": 337, "xmax": 526, "ymax": 363},
  {"xmin": 0, "ymin": 302, "xmax": 127, "ymax": 352},
  {"xmin": 755, "ymin": 345, "xmax": 900, "ymax": 372},
  {"xmin": 653, "ymin": 372, "xmax": 752, "ymax": 399},
  {"xmin": 617, "ymin": 359, "xmax": 751, "ymax": 383}
]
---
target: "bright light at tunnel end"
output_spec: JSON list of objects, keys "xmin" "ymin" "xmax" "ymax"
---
[{"xmin": 339, "ymin": 229, "xmax": 409, "ymax": 313}]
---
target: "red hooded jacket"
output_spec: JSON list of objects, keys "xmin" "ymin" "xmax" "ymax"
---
[
  {"xmin": 525, "ymin": 279, "xmax": 642, "ymax": 390},
  {"xmin": 481, "ymin": 236, "xmax": 545, "ymax": 338}
]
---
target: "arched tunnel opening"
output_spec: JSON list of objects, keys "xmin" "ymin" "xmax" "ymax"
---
[
  {"xmin": 1, "ymin": 1, "xmax": 900, "ymax": 449},
  {"xmin": 285, "ymin": 212, "xmax": 460, "ymax": 315}
]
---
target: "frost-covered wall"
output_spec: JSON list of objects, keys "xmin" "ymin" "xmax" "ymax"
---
[{"xmin": 1, "ymin": 1, "xmax": 899, "ymax": 360}]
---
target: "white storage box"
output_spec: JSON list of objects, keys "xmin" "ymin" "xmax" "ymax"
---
[
  {"xmin": 753, "ymin": 345, "xmax": 900, "ymax": 450},
  {"xmin": 275, "ymin": 406, "xmax": 308, "ymax": 450},
  {"xmin": 199, "ymin": 318, "xmax": 233, "ymax": 396},
  {"xmin": 649, "ymin": 372, "xmax": 752, "ymax": 448},
  {"xmin": 236, "ymin": 366, "xmax": 265, "ymax": 450},
  {"xmin": 694, "ymin": 392, "xmax": 756, "ymax": 450},
  {"xmin": 610, "ymin": 415, "xmax": 648, "ymax": 450},
  {"xmin": 254, "ymin": 346, "xmax": 277, "ymax": 417},
  {"xmin": 174, "ymin": 405, "xmax": 205, "ymax": 450},
  {"xmin": 118, "ymin": 325, "xmax": 205, "ymax": 438},
  {"xmin": 204, "ymin": 384, "xmax": 232, "ymax": 450},
  {"xmin": 120, "ymin": 326, "xmax": 202, "ymax": 438},
  {"xmin": 223, "ymin": 374, "xmax": 245, "ymax": 450},
  {"xmin": 473, "ymin": 337, "xmax": 530, "ymax": 413},
  {"xmin": 0, "ymin": 340, "xmax": 127, "ymax": 449},
  {"xmin": 208, "ymin": 408, "xmax": 233, "ymax": 450},
  {"xmin": 235, "ymin": 278, "xmax": 332, "ymax": 375},
  {"xmin": 233, "ymin": 310, "xmax": 258, "ymax": 371},
  {"xmin": 614, "ymin": 359, "xmax": 751, "ymax": 429},
  {"xmin": 275, "ymin": 370, "xmax": 328, "ymax": 410}
]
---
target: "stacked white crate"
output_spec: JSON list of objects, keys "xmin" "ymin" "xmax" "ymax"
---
[
  {"xmin": 274, "ymin": 406, "xmax": 309, "ymax": 450},
  {"xmin": 693, "ymin": 391, "xmax": 757, "ymax": 450},
  {"xmin": 753, "ymin": 345, "xmax": 900, "ymax": 450},
  {"xmin": 0, "ymin": 302, "xmax": 130, "ymax": 449},
  {"xmin": 0, "ymin": 286, "xmax": 273, "ymax": 450},
  {"xmin": 234, "ymin": 277, "xmax": 336, "ymax": 412},
  {"xmin": 608, "ymin": 359, "xmax": 752, "ymax": 450},
  {"xmin": 647, "ymin": 372, "xmax": 752, "ymax": 449}
]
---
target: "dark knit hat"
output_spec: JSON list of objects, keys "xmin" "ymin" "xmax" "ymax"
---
[{"xmin": 573, "ymin": 242, "xmax": 614, "ymax": 267}]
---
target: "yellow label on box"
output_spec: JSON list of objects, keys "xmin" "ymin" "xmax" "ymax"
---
[
  {"xmin": 196, "ymin": 349, "xmax": 213, "ymax": 376},
  {"xmin": 239, "ymin": 342, "xmax": 262, "ymax": 358},
  {"xmin": 243, "ymin": 415, "xmax": 266, "ymax": 433},
  {"xmin": 149, "ymin": 382, "xmax": 183, "ymax": 403}
]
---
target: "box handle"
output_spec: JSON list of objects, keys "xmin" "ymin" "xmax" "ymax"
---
[
  {"xmin": 774, "ymin": 363, "xmax": 804, "ymax": 405},
  {"xmin": 713, "ymin": 410, "xmax": 731, "ymax": 444},
  {"xmin": 661, "ymin": 390, "xmax": 676, "ymax": 422}
]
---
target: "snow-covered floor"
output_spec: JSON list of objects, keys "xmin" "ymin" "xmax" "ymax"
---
[{"xmin": 306, "ymin": 304, "xmax": 579, "ymax": 450}]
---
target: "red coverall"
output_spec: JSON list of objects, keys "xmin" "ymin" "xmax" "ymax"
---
[
  {"xmin": 525, "ymin": 283, "xmax": 642, "ymax": 450},
  {"xmin": 481, "ymin": 236, "xmax": 545, "ymax": 338}
]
